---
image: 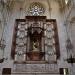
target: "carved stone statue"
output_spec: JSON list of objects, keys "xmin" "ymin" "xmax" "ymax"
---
[{"xmin": 32, "ymin": 40, "xmax": 39, "ymax": 52}]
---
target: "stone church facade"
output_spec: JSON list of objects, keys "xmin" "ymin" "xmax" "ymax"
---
[{"xmin": 0, "ymin": 0, "xmax": 75, "ymax": 75}]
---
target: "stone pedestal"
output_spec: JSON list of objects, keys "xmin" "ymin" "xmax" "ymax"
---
[{"xmin": 26, "ymin": 51, "xmax": 45, "ymax": 61}]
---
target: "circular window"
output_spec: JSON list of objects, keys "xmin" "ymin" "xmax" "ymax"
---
[{"xmin": 28, "ymin": 2, "xmax": 45, "ymax": 16}]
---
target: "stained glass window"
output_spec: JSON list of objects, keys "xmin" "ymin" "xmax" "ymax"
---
[{"xmin": 28, "ymin": 2, "xmax": 45, "ymax": 16}]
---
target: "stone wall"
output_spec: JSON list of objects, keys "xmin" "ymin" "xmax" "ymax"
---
[{"xmin": 0, "ymin": 0, "xmax": 75, "ymax": 75}]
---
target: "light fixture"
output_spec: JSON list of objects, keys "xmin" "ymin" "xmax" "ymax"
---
[
  {"xmin": 65, "ymin": 0, "xmax": 69, "ymax": 4},
  {"xmin": 64, "ymin": 68, "xmax": 67, "ymax": 75},
  {"xmin": 59, "ymin": 68, "xmax": 68, "ymax": 75}
]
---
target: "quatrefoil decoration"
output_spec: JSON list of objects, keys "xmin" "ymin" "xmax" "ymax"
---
[{"xmin": 28, "ymin": 2, "xmax": 45, "ymax": 16}]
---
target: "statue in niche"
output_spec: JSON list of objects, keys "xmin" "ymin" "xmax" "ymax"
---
[{"xmin": 32, "ymin": 40, "xmax": 39, "ymax": 52}]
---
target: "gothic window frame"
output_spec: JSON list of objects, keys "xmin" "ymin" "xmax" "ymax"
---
[{"xmin": 27, "ymin": 2, "xmax": 45, "ymax": 16}]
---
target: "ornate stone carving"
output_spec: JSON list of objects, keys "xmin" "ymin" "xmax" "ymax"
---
[{"xmin": 13, "ymin": 64, "xmax": 59, "ymax": 73}]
